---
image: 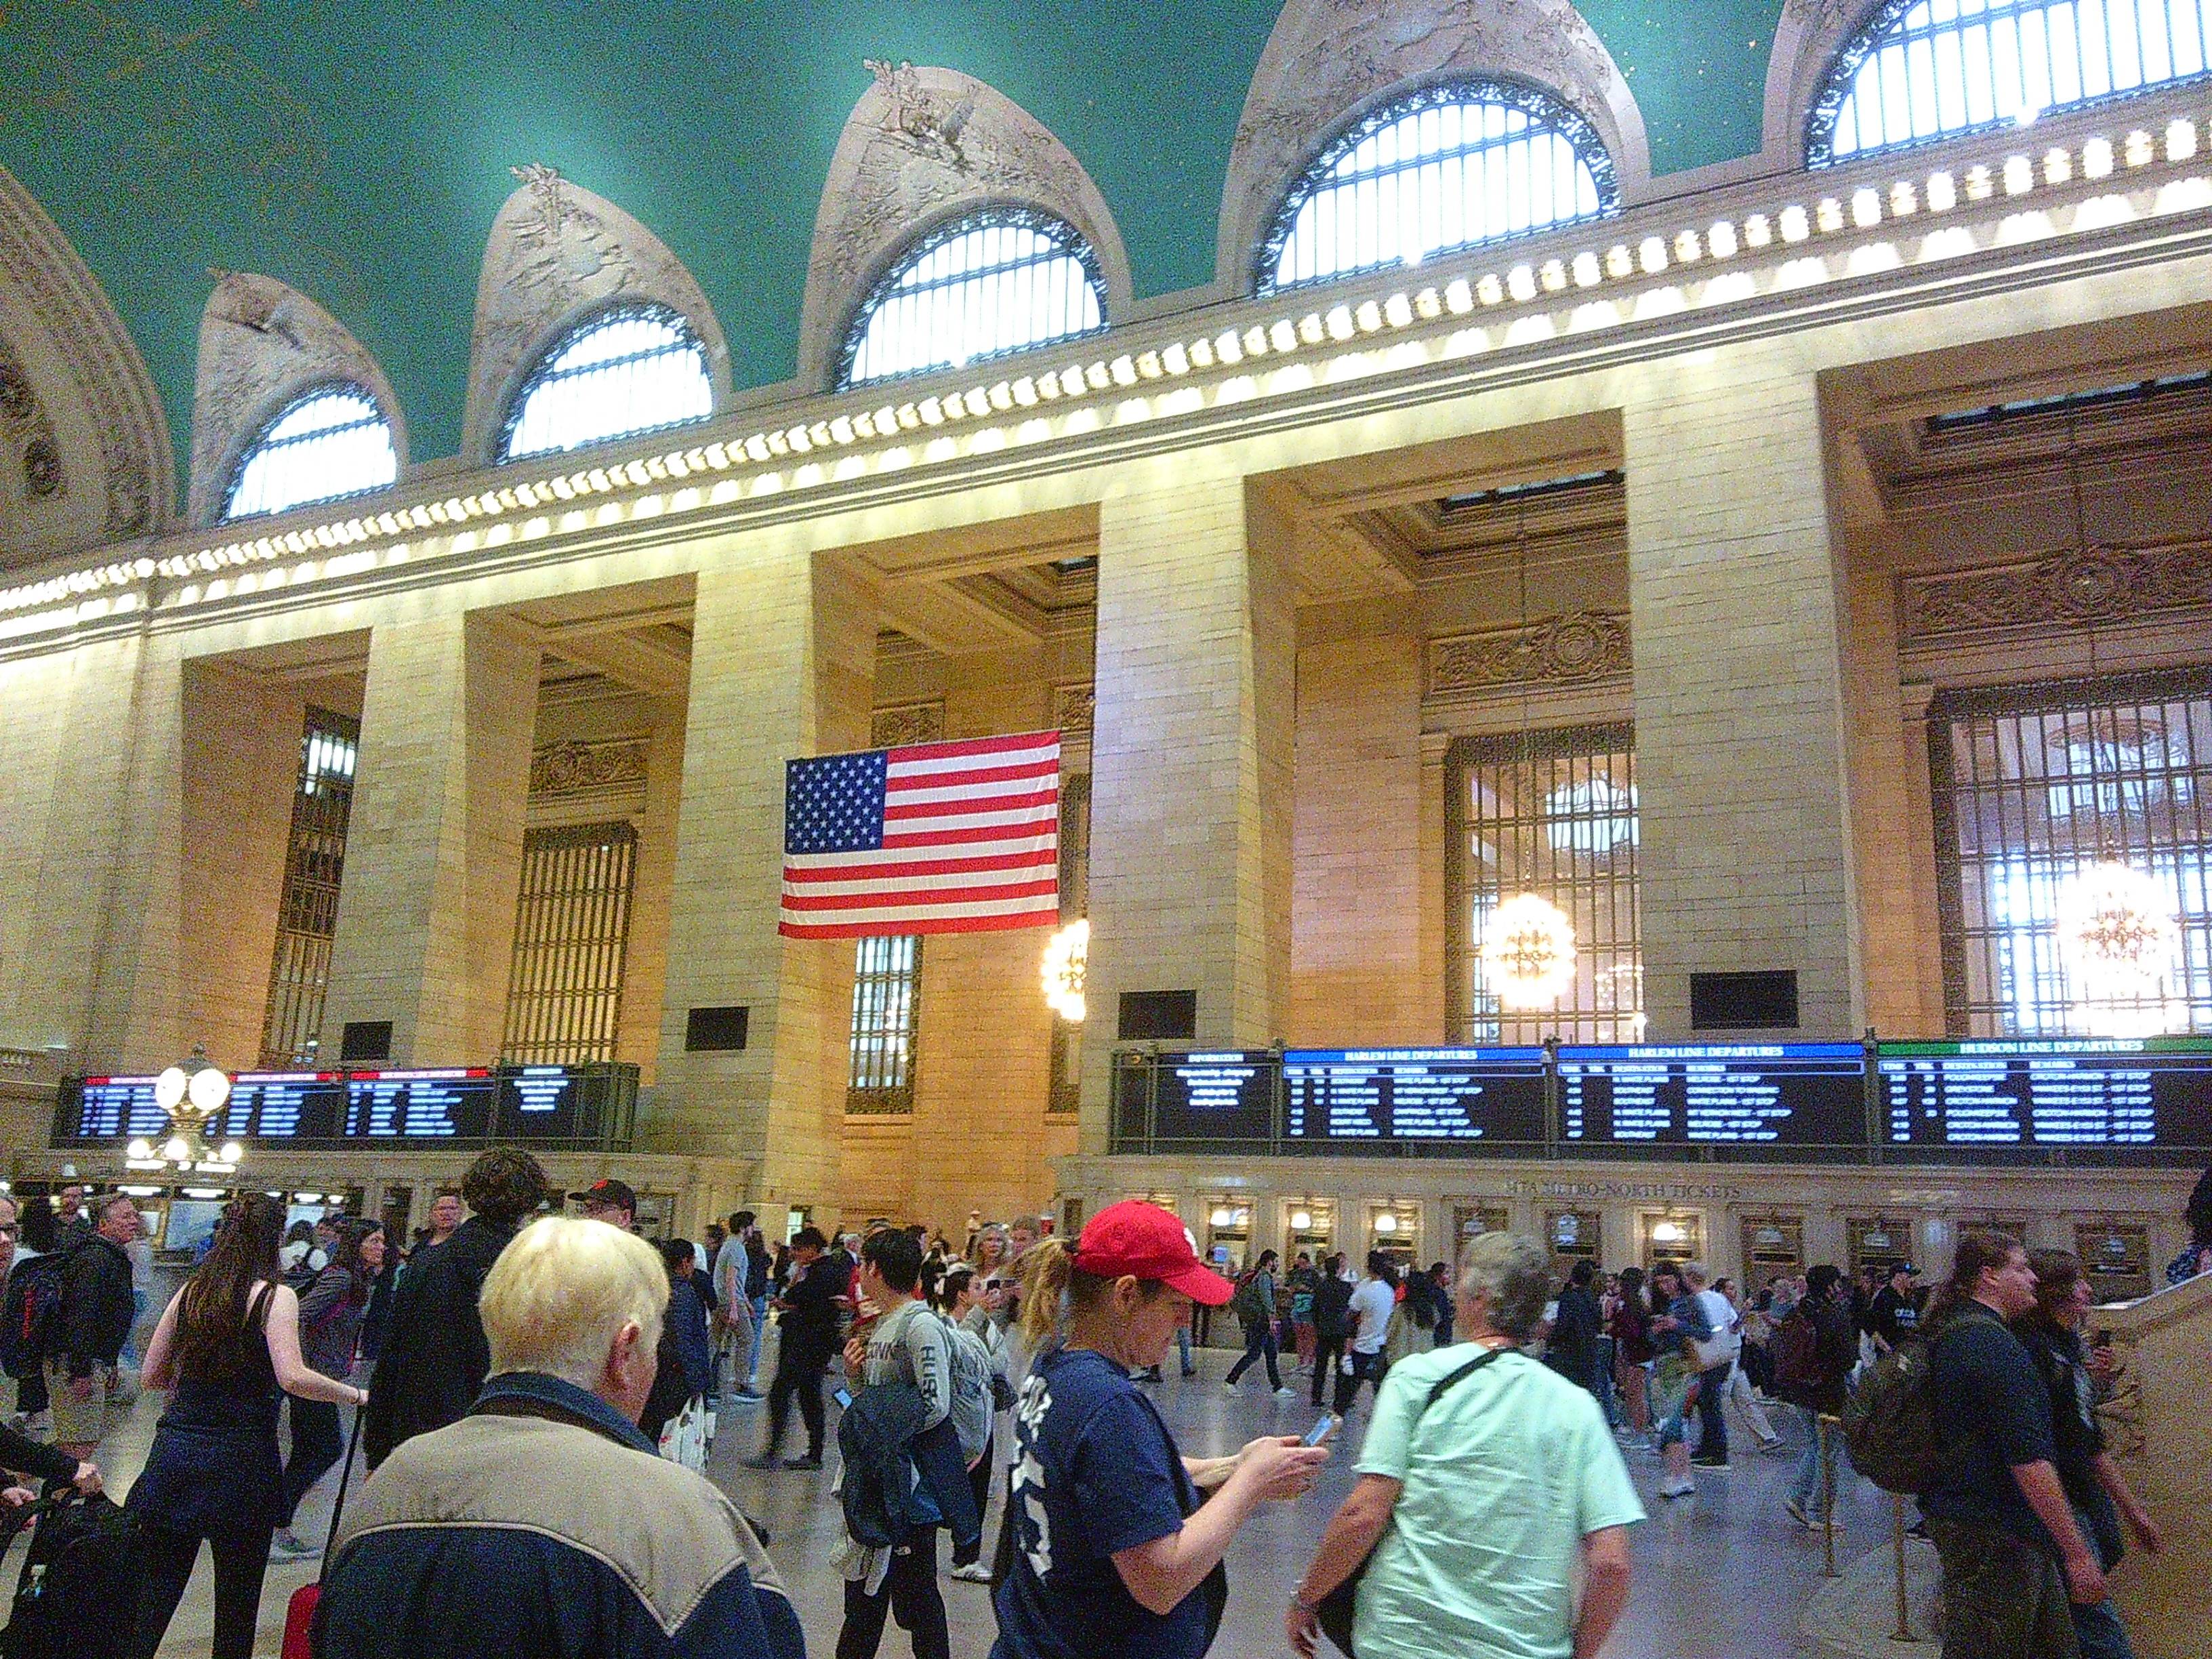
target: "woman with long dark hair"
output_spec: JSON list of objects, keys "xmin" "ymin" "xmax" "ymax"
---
[
  {"xmin": 129, "ymin": 1193, "xmax": 367, "ymax": 1659},
  {"xmin": 1609, "ymin": 1266, "xmax": 1654, "ymax": 1443},
  {"xmin": 271, "ymin": 1217, "xmax": 382, "ymax": 1559}
]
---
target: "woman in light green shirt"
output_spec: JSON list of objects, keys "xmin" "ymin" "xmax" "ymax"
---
[{"xmin": 1288, "ymin": 1232, "xmax": 1645, "ymax": 1659}]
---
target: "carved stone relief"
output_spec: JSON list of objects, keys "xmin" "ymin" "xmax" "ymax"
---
[
  {"xmin": 795, "ymin": 64, "xmax": 1134, "ymax": 388},
  {"xmin": 1052, "ymin": 682, "xmax": 1096, "ymax": 740},
  {"xmin": 0, "ymin": 329, "xmax": 62, "ymax": 502},
  {"xmin": 871, "ymin": 701, "xmax": 947, "ymax": 748},
  {"xmin": 188, "ymin": 270, "xmax": 405, "ymax": 525},
  {"xmin": 1901, "ymin": 542, "xmax": 2212, "ymax": 638},
  {"xmin": 462, "ymin": 165, "xmax": 730, "ymax": 463},
  {"xmin": 1428, "ymin": 611, "xmax": 1631, "ymax": 693},
  {"xmin": 1217, "ymin": 0, "xmax": 1652, "ymax": 291},
  {"xmin": 529, "ymin": 737, "xmax": 651, "ymax": 797},
  {"xmin": 0, "ymin": 163, "xmax": 173, "ymax": 554}
]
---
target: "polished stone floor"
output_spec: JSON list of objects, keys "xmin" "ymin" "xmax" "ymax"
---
[{"xmin": 45, "ymin": 1339, "xmax": 1909, "ymax": 1657}]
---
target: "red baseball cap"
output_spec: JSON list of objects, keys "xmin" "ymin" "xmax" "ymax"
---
[{"xmin": 1073, "ymin": 1201, "xmax": 1234, "ymax": 1305}]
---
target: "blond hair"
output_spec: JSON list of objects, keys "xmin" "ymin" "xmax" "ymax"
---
[{"xmin": 479, "ymin": 1216, "xmax": 665, "ymax": 1391}]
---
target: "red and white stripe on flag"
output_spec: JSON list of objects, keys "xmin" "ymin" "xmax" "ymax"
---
[{"xmin": 779, "ymin": 730, "xmax": 1061, "ymax": 939}]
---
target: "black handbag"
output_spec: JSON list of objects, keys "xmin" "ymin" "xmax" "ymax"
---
[{"xmin": 1314, "ymin": 1345, "xmax": 1511, "ymax": 1658}]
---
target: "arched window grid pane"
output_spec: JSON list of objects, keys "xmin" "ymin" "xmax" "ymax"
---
[
  {"xmin": 1260, "ymin": 79, "xmax": 1618, "ymax": 294},
  {"xmin": 1809, "ymin": 0, "xmax": 2212, "ymax": 165},
  {"xmin": 839, "ymin": 207, "xmax": 1107, "ymax": 388},
  {"xmin": 497, "ymin": 301, "xmax": 713, "ymax": 463},
  {"xmin": 221, "ymin": 384, "xmax": 398, "ymax": 523}
]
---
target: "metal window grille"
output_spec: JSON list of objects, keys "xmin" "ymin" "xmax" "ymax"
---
[
  {"xmin": 500, "ymin": 822, "xmax": 638, "ymax": 1064},
  {"xmin": 1930, "ymin": 671, "xmax": 2212, "ymax": 1036},
  {"xmin": 848, "ymin": 935, "xmax": 923, "ymax": 1113},
  {"xmin": 840, "ymin": 209, "xmax": 1107, "ymax": 388},
  {"xmin": 258, "ymin": 709, "xmax": 359, "ymax": 1067},
  {"xmin": 1260, "ymin": 81, "xmax": 1616, "ymax": 294},
  {"xmin": 1448, "ymin": 725, "xmax": 1642, "ymax": 1044},
  {"xmin": 1047, "ymin": 773, "xmax": 1092, "ymax": 1115},
  {"xmin": 222, "ymin": 385, "xmax": 397, "ymax": 523},
  {"xmin": 498, "ymin": 302, "xmax": 713, "ymax": 462},
  {"xmin": 1809, "ymin": 0, "xmax": 2212, "ymax": 166}
]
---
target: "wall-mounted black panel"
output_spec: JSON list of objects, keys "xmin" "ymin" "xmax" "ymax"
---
[{"xmin": 1119, "ymin": 990, "xmax": 1197, "ymax": 1042}]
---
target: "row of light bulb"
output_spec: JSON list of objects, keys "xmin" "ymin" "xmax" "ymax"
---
[
  {"xmin": 5, "ymin": 112, "xmax": 2200, "ymax": 623},
  {"xmin": 126, "ymin": 1134, "xmax": 244, "ymax": 1166}
]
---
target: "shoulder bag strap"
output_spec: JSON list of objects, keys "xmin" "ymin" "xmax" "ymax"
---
[
  {"xmin": 1421, "ymin": 1343, "xmax": 1511, "ymax": 1412},
  {"xmin": 319, "ymin": 1391, "xmax": 368, "ymax": 1574}
]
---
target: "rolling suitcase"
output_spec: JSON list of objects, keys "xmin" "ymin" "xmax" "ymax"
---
[
  {"xmin": 281, "ymin": 1401, "xmax": 367, "ymax": 1659},
  {"xmin": 1, "ymin": 1490, "xmax": 136, "ymax": 1659}
]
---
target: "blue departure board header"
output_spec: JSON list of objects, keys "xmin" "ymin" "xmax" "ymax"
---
[
  {"xmin": 1284, "ymin": 1048, "xmax": 1547, "ymax": 1147},
  {"xmin": 1879, "ymin": 1039, "xmax": 2212, "ymax": 1151},
  {"xmin": 1557, "ymin": 1043, "xmax": 1866, "ymax": 1148}
]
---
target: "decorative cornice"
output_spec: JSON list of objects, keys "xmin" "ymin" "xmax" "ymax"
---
[
  {"xmin": 1429, "ymin": 611, "xmax": 1629, "ymax": 693},
  {"xmin": 1052, "ymin": 681, "xmax": 1094, "ymax": 739},
  {"xmin": 870, "ymin": 699, "xmax": 945, "ymax": 747},
  {"xmin": 1901, "ymin": 540, "xmax": 2212, "ymax": 638},
  {"xmin": 529, "ymin": 737, "xmax": 649, "ymax": 796}
]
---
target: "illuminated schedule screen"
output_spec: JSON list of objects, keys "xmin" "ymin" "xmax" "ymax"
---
[
  {"xmin": 344, "ymin": 1069, "xmax": 495, "ymax": 1140},
  {"xmin": 52, "ymin": 1077, "xmax": 171, "ymax": 1145},
  {"xmin": 226, "ymin": 1073, "xmax": 348, "ymax": 1141},
  {"xmin": 1880, "ymin": 1039, "xmax": 2212, "ymax": 1152},
  {"xmin": 1558, "ymin": 1044, "xmax": 1867, "ymax": 1148},
  {"xmin": 1150, "ymin": 1052, "xmax": 1277, "ymax": 1141},
  {"xmin": 1283, "ymin": 1048, "xmax": 1547, "ymax": 1147}
]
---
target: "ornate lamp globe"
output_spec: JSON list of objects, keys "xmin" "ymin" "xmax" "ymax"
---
[
  {"xmin": 1041, "ymin": 919, "xmax": 1088, "ymax": 1022},
  {"xmin": 1478, "ymin": 893, "xmax": 1578, "ymax": 1009}
]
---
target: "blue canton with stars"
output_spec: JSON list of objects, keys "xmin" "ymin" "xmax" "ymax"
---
[{"xmin": 785, "ymin": 749, "xmax": 889, "ymax": 854}]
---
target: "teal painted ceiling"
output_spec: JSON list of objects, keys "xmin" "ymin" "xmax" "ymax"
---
[{"xmin": 3, "ymin": 1, "xmax": 1788, "ymax": 480}]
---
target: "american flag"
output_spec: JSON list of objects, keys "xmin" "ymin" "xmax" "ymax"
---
[{"xmin": 779, "ymin": 730, "xmax": 1061, "ymax": 939}]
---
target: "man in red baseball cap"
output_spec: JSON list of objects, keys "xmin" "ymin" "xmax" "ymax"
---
[{"xmin": 992, "ymin": 1201, "xmax": 1328, "ymax": 1659}]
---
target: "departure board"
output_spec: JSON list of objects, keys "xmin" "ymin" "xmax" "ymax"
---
[
  {"xmin": 1283, "ymin": 1048, "xmax": 1547, "ymax": 1147},
  {"xmin": 51, "ymin": 1077, "xmax": 170, "ymax": 1145},
  {"xmin": 1880, "ymin": 1039, "xmax": 2212, "ymax": 1152},
  {"xmin": 1151, "ymin": 1052, "xmax": 1278, "ymax": 1141},
  {"xmin": 494, "ymin": 1065, "xmax": 596, "ymax": 1141},
  {"xmin": 1558, "ymin": 1044, "xmax": 1867, "ymax": 1147},
  {"xmin": 344, "ymin": 1068, "xmax": 495, "ymax": 1139},
  {"xmin": 226, "ymin": 1072, "xmax": 348, "ymax": 1141}
]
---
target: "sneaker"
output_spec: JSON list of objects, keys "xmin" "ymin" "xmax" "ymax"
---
[
  {"xmin": 1659, "ymin": 1476, "xmax": 1696, "ymax": 1500},
  {"xmin": 1132, "ymin": 1367, "xmax": 1162, "ymax": 1383},
  {"xmin": 735, "ymin": 1389, "xmax": 766, "ymax": 1404},
  {"xmin": 1180, "ymin": 1366, "xmax": 1197, "ymax": 1378},
  {"xmin": 1273, "ymin": 1385, "xmax": 1296, "ymax": 1398},
  {"xmin": 949, "ymin": 1561, "xmax": 994, "ymax": 1582},
  {"xmin": 269, "ymin": 1528, "xmax": 320, "ymax": 1562},
  {"xmin": 1692, "ymin": 1454, "xmax": 1730, "ymax": 1469},
  {"xmin": 742, "ymin": 1452, "xmax": 781, "ymax": 1470},
  {"xmin": 1222, "ymin": 1381, "xmax": 1240, "ymax": 1395},
  {"xmin": 1784, "ymin": 1497, "xmax": 1811, "ymax": 1528},
  {"xmin": 783, "ymin": 1454, "xmax": 823, "ymax": 1471},
  {"xmin": 1759, "ymin": 1437, "xmax": 1790, "ymax": 1457}
]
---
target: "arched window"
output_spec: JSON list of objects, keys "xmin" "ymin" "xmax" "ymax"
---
[
  {"xmin": 1261, "ymin": 81, "xmax": 1616, "ymax": 293},
  {"xmin": 222, "ymin": 385, "xmax": 397, "ymax": 522},
  {"xmin": 1810, "ymin": 0, "xmax": 2212, "ymax": 166},
  {"xmin": 498, "ymin": 302, "xmax": 713, "ymax": 462},
  {"xmin": 840, "ymin": 209, "xmax": 1106, "ymax": 388}
]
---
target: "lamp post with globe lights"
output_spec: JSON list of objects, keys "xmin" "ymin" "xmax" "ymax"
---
[{"xmin": 125, "ymin": 1044, "xmax": 243, "ymax": 1174}]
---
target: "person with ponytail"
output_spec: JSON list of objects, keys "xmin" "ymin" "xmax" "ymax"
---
[{"xmin": 993, "ymin": 1202, "xmax": 1330, "ymax": 1659}]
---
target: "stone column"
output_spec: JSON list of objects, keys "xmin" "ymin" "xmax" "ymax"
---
[
  {"xmin": 318, "ymin": 613, "xmax": 538, "ymax": 1065},
  {"xmin": 651, "ymin": 548, "xmax": 877, "ymax": 1216},
  {"xmin": 1080, "ymin": 460, "xmax": 1294, "ymax": 1150},
  {"xmin": 1624, "ymin": 352, "xmax": 1862, "ymax": 1039},
  {"xmin": 615, "ymin": 695, "xmax": 689, "ymax": 1077}
]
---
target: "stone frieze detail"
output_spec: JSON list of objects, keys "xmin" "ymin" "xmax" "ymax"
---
[
  {"xmin": 871, "ymin": 701, "xmax": 946, "ymax": 747},
  {"xmin": 529, "ymin": 738, "xmax": 649, "ymax": 797},
  {"xmin": 1428, "ymin": 611, "xmax": 1630, "ymax": 693},
  {"xmin": 1901, "ymin": 542, "xmax": 2212, "ymax": 638}
]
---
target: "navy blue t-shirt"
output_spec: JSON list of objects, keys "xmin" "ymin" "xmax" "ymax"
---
[
  {"xmin": 991, "ymin": 1347, "xmax": 1209, "ymax": 1659},
  {"xmin": 1922, "ymin": 1303, "xmax": 2058, "ymax": 1552}
]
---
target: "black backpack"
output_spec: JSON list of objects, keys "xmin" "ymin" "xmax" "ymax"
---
[
  {"xmin": 1841, "ymin": 1328, "xmax": 1946, "ymax": 1494},
  {"xmin": 0, "ymin": 1252, "xmax": 72, "ymax": 1382},
  {"xmin": 2, "ymin": 1491, "xmax": 136, "ymax": 1659}
]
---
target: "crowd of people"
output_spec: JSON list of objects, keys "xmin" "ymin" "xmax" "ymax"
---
[{"xmin": 0, "ymin": 1161, "xmax": 2198, "ymax": 1659}]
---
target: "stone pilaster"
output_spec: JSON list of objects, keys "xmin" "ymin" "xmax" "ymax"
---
[
  {"xmin": 1624, "ymin": 353, "xmax": 1861, "ymax": 1039},
  {"xmin": 1080, "ymin": 461, "xmax": 1294, "ymax": 1150},
  {"xmin": 651, "ymin": 548, "xmax": 877, "ymax": 1217},
  {"xmin": 319, "ymin": 612, "xmax": 538, "ymax": 1065}
]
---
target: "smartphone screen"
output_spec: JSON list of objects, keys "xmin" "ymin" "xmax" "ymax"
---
[
  {"xmin": 1302, "ymin": 1414, "xmax": 1337, "ymax": 1447},
  {"xmin": 833, "ymin": 1386, "xmax": 853, "ymax": 1409}
]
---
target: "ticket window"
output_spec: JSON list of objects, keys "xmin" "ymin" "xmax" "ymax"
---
[
  {"xmin": 1201, "ymin": 1200, "xmax": 1254, "ymax": 1348},
  {"xmin": 1282, "ymin": 1200, "xmax": 1336, "ymax": 1269},
  {"xmin": 1740, "ymin": 1216, "xmax": 1807, "ymax": 1290},
  {"xmin": 1548, "ymin": 1210, "xmax": 1602, "ymax": 1284},
  {"xmin": 1452, "ymin": 1203, "xmax": 1511, "ymax": 1259},
  {"xmin": 2076, "ymin": 1221, "xmax": 2152, "ymax": 1301},
  {"xmin": 1958, "ymin": 1211, "xmax": 2033, "ymax": 1250},
  {"xmin": 1126, "ymin": 1189, "xmax": 1181, "ymax": 1219},
  {"xmin": 1641, "ymin": 1212, "xmax": 1702, "ymax": 1273},
  {"xmin": 1847, "ymin": 1216, "xmax": 1915, "ymax": 1280},
  {"xmin": 1368, "ymin": 1202, "xmax": 1422, "ymax": 1273}
]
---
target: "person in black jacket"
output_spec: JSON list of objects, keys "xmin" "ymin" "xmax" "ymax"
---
[
  {"xmin": 747, "ymin": 1226, "xmax": 850, "ymax": 1470},
  {"xmin": 363, "ymin": 1149, "xmax": 548, "ymax": 1470},
  {"xmin": 1774, "ymin": 1264, "xmax": 1858, "ymax": 1530},
  {"xmin": 1545, "ymin": 1261, "xmax": 1603, "ymax": 1395},
  {"xmin": 1309, "ymin": 1254, "xmax": 1354, "ymax": 1408},
  {"xmin": 49, "ymin": 1192, "xmax": 140, "ymax": 1460}
]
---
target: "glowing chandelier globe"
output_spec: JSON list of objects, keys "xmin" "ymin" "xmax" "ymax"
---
[
  {"xmin": 1041, "ymin": 918, "xmax": 1088, "ymax": 1022},
  {"xmin": 1478, "ymin": 892, "xmax": 1578, "ymax": 1008},
  {"xmin": 2055, "ymin": 859, "xmax": 2177, "ymax": 1031}
]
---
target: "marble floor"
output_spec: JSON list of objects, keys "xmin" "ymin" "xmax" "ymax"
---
[{"xmin": 28, "ymin": 1341, "xmax": 1909, "ymax": 1658}]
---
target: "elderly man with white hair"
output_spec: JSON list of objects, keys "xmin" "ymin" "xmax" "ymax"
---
[
  {"xmin": 1288, "ymin": 1231, "xmax": 1643, "ymax": 1659},
  {"xmin": 312, "ymin": 1216, "xmax": 802, "ymax": 1659}
]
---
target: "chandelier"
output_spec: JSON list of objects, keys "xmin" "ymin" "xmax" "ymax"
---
[
  {"xmin": 2055, "ymin": 859, "xmax": 2177, "ymax": 1033},
  {"xmin": 127, "ymin": 1045, "xmax": 243, "ymax": 1172},
  {"xmin": 1479, "ymin": 892, "xmax": 1578, "ymax": 1008},
  {"xmin": 1040, "ymin": 919, "xmax": 1088, "ymax": 1021}
]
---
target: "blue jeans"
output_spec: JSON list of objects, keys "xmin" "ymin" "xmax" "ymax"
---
[
  {"xmin": 1175, "ymin": 1324, "xmax": 1193, "ymax": 1374},
  {"xmin": 1790, "ymin": 1404, "xmax": 1837, "ymax": 1514},
  {"xmin": 2070, "ymin": 1588, "xmax": 2136, "ymax": 1659},
  {"xmin": 1225, "ymin": 1321, "xmax": 1282, "ymax": 1389},
  {"xmin": 745, "ymin": 1293, "xmax": 767, "ymax": 1387},
  {"xmin": 1592, "ymin": 1335, "xmax": 1620, "ymax": 1427}
]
